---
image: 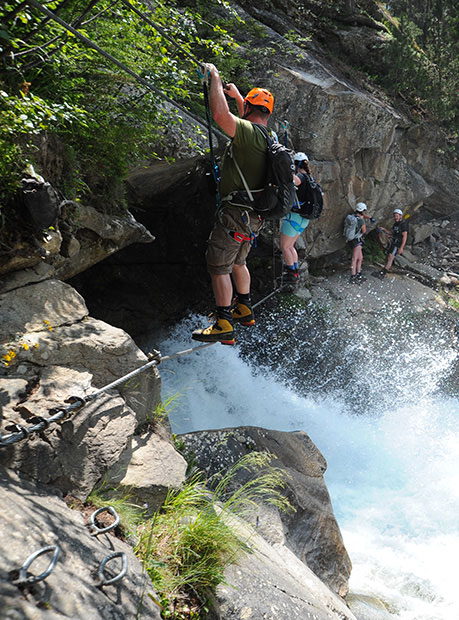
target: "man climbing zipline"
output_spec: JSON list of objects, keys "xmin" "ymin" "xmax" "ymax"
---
[{"xmin": 192, "ymin": 63, "xmax": 275, "ymax": 345}]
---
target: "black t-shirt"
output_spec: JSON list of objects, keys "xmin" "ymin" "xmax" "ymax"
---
[
  {"xmin": 392, "ymin": 220, "xmax": 409, "ymax": 245},
  {"xmin": 295, "ymin": 172, "xmax": 308, "ymax": 205}
]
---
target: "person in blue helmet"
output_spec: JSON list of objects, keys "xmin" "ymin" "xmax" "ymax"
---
[{"xmin": 280, "ymin": 152, "xmax": 314, "ymax": 284}]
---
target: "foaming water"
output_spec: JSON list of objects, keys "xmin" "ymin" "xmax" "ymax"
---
[{"xmin": 152, "ymin": 311, "xmax": 458, "ymax": 620}]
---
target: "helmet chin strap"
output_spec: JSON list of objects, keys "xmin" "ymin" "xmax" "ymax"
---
[{"xmin": 242, "ymin": 101, "xmax": 251, "ymax": 119}]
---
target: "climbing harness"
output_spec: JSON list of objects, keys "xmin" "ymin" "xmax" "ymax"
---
[
  {"xmin": 12, "ymin": 545, "xmax": 61, "ymax": 586},
  {"xmin": 217, "ymin": 207, "xmax": 260, "ymax": 247}
]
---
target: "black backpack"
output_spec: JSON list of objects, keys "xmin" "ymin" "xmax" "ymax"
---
[
  {"xmin": 294, "ymin": 172, "xmax": 324, "ymax": 219},
  {"xmin": 224, "ymin": 125, "xmax": 296, "ymax": 220}
]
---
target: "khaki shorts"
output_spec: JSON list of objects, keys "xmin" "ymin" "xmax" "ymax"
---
[{"xmin": 206, "ymin": 206, "xmax": 263, "ymax": 275}]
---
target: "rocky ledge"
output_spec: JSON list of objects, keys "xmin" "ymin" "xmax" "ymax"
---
[{"xmin": 0, "ymin": 269, "xmax": 358, "ymax": 619}]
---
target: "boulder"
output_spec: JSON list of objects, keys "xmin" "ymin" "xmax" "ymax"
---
[
  {"xmin": 212, "ymin": 509, "xmax": 356, "ymax": 620},
  {"xmin": 0, "ymin": 365, "xmax": 139, "ymax": 499},
  {"xmin": 51, "ymin": 204, "xmax": 155, "ymax": 281},
  {"xmin": 180, "ymin": 427, "xmax": 351, "ymax": 596},
  {"xmin": 0, "ymin": 278, "xmax": 161, "ymax": 499},
  {"xmin": 346, "ymin": 593, "xmax": 393, "ymax": 620},
  {"xmin": 0, "ymin": 471, "xmax": 161, "ymax": 619},
  {"xmin": 394, "ymin": 256, "xmax": 446, "ymax": 285},
  {"xmin": 0, "ymin": 195, "xmax": 154, "ymax": 281},
  {"xmin": 0, "ymin": 279, "xmax": 87, "ymax": 342},
  {"xmin": 411, "ymin": 222, "xmax": 434, "ymax": 245},
  {"xmin": 0, "ymin": 262, "xmax": 55, "ymax": 295},
  {"xmin": 106, "ymin": 431, "xmax": 188, "ymax": 513}
]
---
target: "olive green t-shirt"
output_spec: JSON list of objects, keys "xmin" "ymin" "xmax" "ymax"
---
[{"xmin": 219, "ymin": 118, "xmax": 268, "ymax": 198}]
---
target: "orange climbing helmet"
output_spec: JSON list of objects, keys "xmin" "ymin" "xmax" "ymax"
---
[{"xmin": 244, "ymin": 87, "xmax": 274, "ymax": 114}]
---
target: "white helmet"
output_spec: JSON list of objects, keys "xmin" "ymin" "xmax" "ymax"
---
[
  {"xmin": 355, "ymin": 202, "xmax": 367, "ymax": 212},
  {"xmin": 294, "ymin": 152, "xmax": 309, "ymax": 163},
  {"xmin": 393, "ymin": 208, "xmax": 403, "ymax": 216}
]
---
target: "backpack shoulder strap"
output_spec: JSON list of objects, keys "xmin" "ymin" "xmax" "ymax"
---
[
  {"xmin": 253, "ymin": 123, "xmax": 273, "ymax": 146},
  {"xmin": 226, "ymin": 123, "xmax": 270, "ymax": 202},
  {"xmin": 228, "ymin": 143, "xmax": 254, "ymax": 202}
]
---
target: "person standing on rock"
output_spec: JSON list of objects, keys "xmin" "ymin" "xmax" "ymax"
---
[
  {"xmin": 344, "ymin": 202, "xmax": 374, "ymax": 284},
  {"xmin": 192, "ymin": 64, "xmax": 274, "ymax": 345},
  {"xmin": 280, "ymin": 152, "xmax": 314, "ymax": 286},
  {"xmin": 374, "ymin": 208, "xmax": 409, "ymax": 279}
]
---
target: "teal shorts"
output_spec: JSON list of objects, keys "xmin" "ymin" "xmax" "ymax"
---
[{"xmin": 281, "ymin": 211, "xmax": 310, "ymax": 237}]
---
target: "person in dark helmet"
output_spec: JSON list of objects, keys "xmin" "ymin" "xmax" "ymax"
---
[
  {"xmin": 280, "ymin": 151, "xmax": 313, "ymax": 284},
  {"xmin": 192, "ymin": 64, "xmax": 274, "ymax": 345},
  {"xmin": 374, "ymin": 208, "xmax": 409, "ymax": 279}
]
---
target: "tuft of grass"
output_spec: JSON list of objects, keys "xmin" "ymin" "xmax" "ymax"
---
[
  {"xmin": 136, "ymin": 452, "xmax": 293, "ymax": 617},
  {"xmin": 87, "ymin": 480, "xmax": 145, "ymax": 536},
  {"xmin": 147, "ymin": 393, "xmax": 182, "ymax": 428}
]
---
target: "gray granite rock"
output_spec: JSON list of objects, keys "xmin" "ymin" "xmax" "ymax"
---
[
  {"xmin": 0, "ymin": 471, "xmax": 161, "ymax": 620},
  {"xmin": 0, "ymin": 279, "xmax": 161, "ymax": 499},
  {"xmin": 106, "ymin": 431, "xmax": 187, "ymax": 514},
  {"xmin": 180, "ymin": 427, "xmax": 351, "ymax": 597},
  {"xmin": 212, "ymin": 510, "xmax": 356, "ymax": 620}
]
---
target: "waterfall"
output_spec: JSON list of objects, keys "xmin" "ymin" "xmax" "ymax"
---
[{"xmin": 149, "ymin": 302, "xmax": 458, "ymax": 620}]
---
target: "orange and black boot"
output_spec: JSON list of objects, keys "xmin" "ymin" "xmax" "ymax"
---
[
  {"xmin": 231, "ymin": 293, "xmax": 255, "ymax": 326},
  {"xmin": 192, "ymin": 307, "xmax": 235, "ymax": 345}
]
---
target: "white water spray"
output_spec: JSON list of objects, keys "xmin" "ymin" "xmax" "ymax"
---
[{"xmin": 151, "ymin": 310, "xmax": 458, "ymax": 620}]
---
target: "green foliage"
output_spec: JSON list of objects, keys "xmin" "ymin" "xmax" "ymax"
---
[
  {"xmin": 0, "ymin": 0, "xmax": 239, "ymax": 221},
  {"xmin": 363, "ymin": 235, "xmax": 385, "ymax": 264},
  {"xmin": 285, "ymin": 30, "xmax": 312, "ymax": 48},
  {"xmin": 136, "ymin": 451, "xmax": 292, "ymax": 617},
  {"xmin": 0, "ymin": 87, "xmax": 86, "ymax": 213},
  {"xmin": 378, "ymin": 1, "xmax": 459, "ymax": 128}
]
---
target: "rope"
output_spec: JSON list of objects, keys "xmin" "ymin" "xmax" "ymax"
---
[
  {"xmin": 252, "ymin": 284, "xmax": 287, "ymax": 309},
  {"xmin": 202, "ymin": 79, "xmax": 221, "ymax": 210},
  {"xmin": 0, "ymin": 284, "xmax": 291, "ymax": 448},
  {"xmin": 0, "ymin": 1, "xmax": 294, "ymax": 447}
]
